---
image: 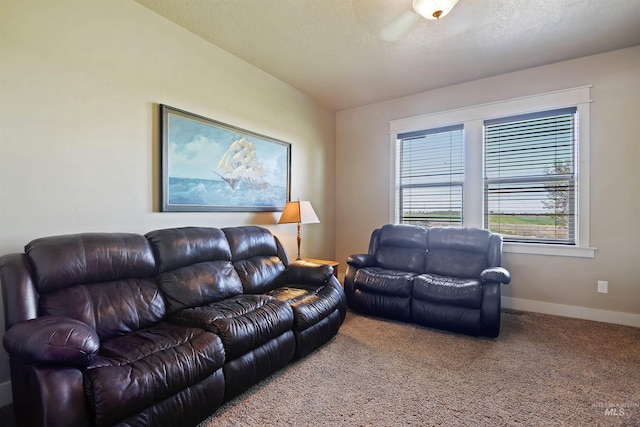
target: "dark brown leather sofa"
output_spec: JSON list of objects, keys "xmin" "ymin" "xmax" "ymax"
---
[
  {"xmin": 0, "ymin": 226, "xmax": 346, "ymax": 427},
  {"xmin": 345, "ymin": 224, "xmax": 510, "ymax": 337}
]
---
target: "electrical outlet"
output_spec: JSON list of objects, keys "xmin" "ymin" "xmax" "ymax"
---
[{"xmin": 597, "ymin": 280, "xmax": 608, "ymax": 294}]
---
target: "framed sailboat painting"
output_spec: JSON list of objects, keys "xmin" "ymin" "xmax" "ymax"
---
[{"xmin": 159, "ymin": 105, "xmax": 291, "ymax": 212}]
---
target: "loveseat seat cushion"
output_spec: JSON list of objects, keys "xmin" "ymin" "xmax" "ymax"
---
[
  {"xmin": 169, "ymin": 294, "xmax": 294, "ymax": 361},
  {"xmin": 84, "ymin": 322, "xmax": 225, "ymax": 427},
  {"xmin": 413, "ymin": 274, "xmax": 482, "ymax": 309},
  {"xmin": 353, "ymin": 267, "xmax": 415, "ymax": 297}
]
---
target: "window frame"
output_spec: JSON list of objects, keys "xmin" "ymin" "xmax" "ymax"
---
[
  {"xmin": 396, "ymin": 125, "xmax": 465, "ymax": 227},
  {"xmin": 389, "ymin": 86, "xmax": 595, "ymax": 258},
  {"xmin": 483, "ymin": 108, "xmax": 578, "ymax": 245}
]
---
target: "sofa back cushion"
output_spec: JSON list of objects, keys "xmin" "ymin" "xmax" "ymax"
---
[
  {"xmin": 146, "ymin": 227, "xmax": 243, "ymax": 314},
  {"xmin": 374, "ymin": 224, "xmax": 428, "ymax": 273},
  {"xmin": 146, "ymin": 227, "xmax": 231, "ymax": 273},
  {"xmin": 26, "ymin": 233, "xmax": 164, "ymax": 340},
  {"xmin": 223, "ymin": 226, "xmax": 286, "ymax": 293},
  {"xmin": 425, "ymin": 227, "xmax": 491, "ymax": 278}
]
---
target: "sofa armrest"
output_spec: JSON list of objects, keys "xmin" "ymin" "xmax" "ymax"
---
[
  {"xmin": 3, "ymin": 316, "xmax": 100, "ymax": 367},
  {"xmin": 288, "ymin": 260, "xmax": 334, "ymax": 285},
  {"xmin": 480, "ymin": 267, "xmax": 511, "ymax": 285},
  {"xmin": 346, "ymin": 254, "xmax": 377, "ymax": 268}
]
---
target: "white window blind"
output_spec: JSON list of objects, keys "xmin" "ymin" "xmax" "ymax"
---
[
  {"xmin": 397, "ymin": 125, "xmax": 464, "ymax": 226},
  {"xmin": 484, "ymin": 108, "xmax": 577, "ymax": 244}
]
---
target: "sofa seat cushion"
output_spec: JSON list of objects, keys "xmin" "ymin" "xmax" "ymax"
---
[
  {"xmin": 413, "ymin": 274, "xmax": 482, "ymax": 309},
  {"xmin": 170, "ymin": 294, "xmax": 294, "ymax": 361},
  {"xmin": 268, "ymin": 284, "xmax": 343, "ymax": 331},
  {"xmin": 85, "ymin": 322, "xmax": 224, "ymax": 427},
  {"xmin": 353, "ymin": 267, "xmax": 415, "ymax": 297}
]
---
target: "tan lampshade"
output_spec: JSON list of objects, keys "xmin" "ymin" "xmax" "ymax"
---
[{"xmin": 278, "ymin": 201, "xmax": 320, "ymax": 224}]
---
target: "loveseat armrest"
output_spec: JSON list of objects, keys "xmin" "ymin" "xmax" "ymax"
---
[
  {"xmin": 3, "ymin": 316, "xmax": 100, "ymax": 367},
  {"xmin": 480, "ymin": 267, "xmax": 511, "ymax": 285},
  {"xmin": 346, "ymin": 254, "xmax": 377, "ymax": 269},
  {"xmin": 288, "ymin": 260, "xmax": 334, "ymax": 285}
]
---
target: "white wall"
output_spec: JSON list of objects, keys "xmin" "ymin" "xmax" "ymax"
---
[
  {"xmin": 336, "ymin": 46, "xmax": 640, "ymax": 325},
  {"xmin": 0, "ymin": 0, "xmax": 336, "ymax": 402}
]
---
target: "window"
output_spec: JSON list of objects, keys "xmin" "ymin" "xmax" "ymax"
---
[
  {"xmin": 390, "ymin": 86, "xmax": 594, "ymax": 258},
  {"xmin": 484, "ymin": 108, "xmax": 577, "ymax": 244},
  {"xmin": 397, "ymin": 125, "xmax": 464, "ymax": 226}
]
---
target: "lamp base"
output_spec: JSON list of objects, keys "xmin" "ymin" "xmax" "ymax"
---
[{"xmin": 296, "ymin": 222, "xmax": 302, "ymax": 260}]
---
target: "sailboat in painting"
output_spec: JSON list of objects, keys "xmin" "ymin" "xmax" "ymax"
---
[{"xmin": 215, "ymin": 137, "xmax": 269, "ymax": 190}]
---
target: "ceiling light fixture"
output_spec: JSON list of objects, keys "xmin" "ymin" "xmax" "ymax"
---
[{"xmin": 412, "ymin": 0, "xmax": 459, "ymax": 20}]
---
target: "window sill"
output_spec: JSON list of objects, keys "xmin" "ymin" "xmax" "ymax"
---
[{"xmin": 503, "ymin": 242, "xmax": 596, "ymax": 258}]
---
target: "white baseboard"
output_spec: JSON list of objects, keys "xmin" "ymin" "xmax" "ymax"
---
[
  {"xmin": 502, "ymin": 296, "xmax": 640, "ymax": 328},
  {"xmin": 0, "ymin": 380, "xmax": 12, "ymax": 406}
]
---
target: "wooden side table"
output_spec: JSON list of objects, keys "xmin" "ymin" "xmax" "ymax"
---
[{"xmin": 301, "ymin": 258, "xmax": 339, "ymax": 279}]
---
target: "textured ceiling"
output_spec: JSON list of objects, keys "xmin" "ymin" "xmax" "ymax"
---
[{"xmin": 134, "ymin": 0, "xmax": 640, "ymax": 111}]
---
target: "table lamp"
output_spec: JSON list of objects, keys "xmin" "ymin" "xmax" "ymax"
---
[{"xmin": 278, "ymin": 200, "xmax": 320, "ymax": 260}]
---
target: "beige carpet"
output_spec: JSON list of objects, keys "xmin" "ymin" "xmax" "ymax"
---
[{"xmin": 201, "ymin": 310, "xmax": 640, "ymax": 427}]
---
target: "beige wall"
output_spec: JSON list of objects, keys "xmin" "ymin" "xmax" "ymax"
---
[
  {"xmin": 0, "ymin": 0, "xmax": 335, "ymax": 399},
  {"xmin": 337, "ymin": 46, "xmax": 640, "ymax": 322}
]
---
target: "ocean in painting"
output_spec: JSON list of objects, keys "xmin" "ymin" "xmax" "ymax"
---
[{"xmin": 168, "ymin": 176, "xmax": 286, "ymax": 208}]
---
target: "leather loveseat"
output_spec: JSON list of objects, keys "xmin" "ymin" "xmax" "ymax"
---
[
  {"xmin": 0, "ymin": 226, "xmax": 346, "ymax": 427},
  {"xmin": 345, "ymin": 224, "xmax": 510, "ymax": 337}
]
